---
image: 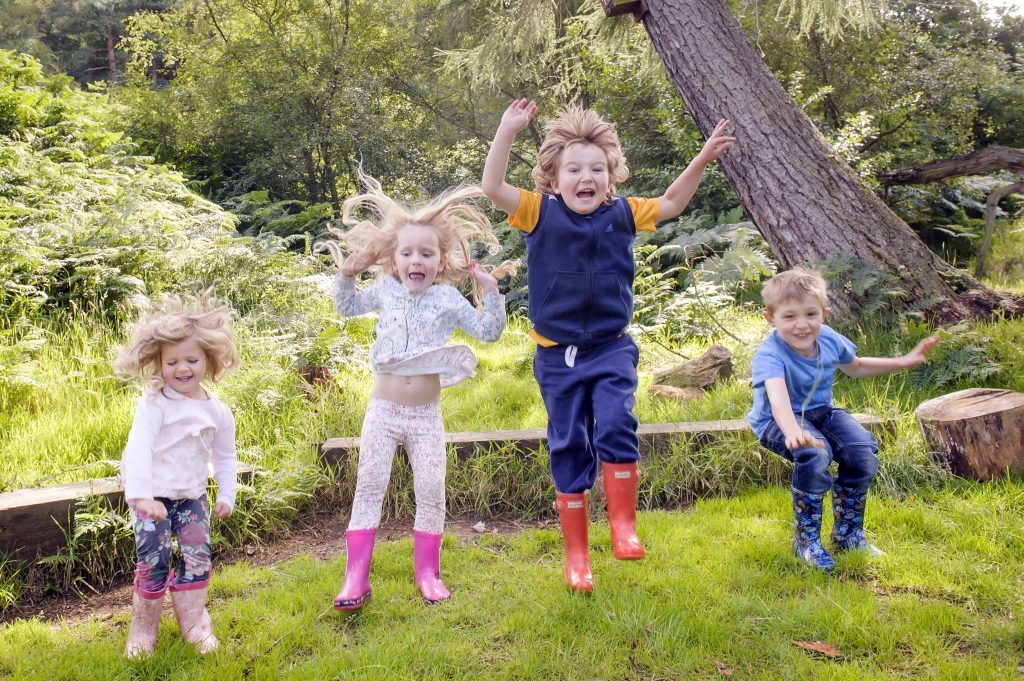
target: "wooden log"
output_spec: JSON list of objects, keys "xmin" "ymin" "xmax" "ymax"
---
[
  {"xmin": 319, "ymin": 415, "xmax": 894, "ymax": 471},
  {"xmin": 653, "ymin": 345, "xmax": 733, "ymax": 389},
  {"xmin": 0, "ymin": 465, "xmax": 254, "ymax": 558},
  {"xmin": 649, "ymin": 385, "xmax": 706, "ymax": 402},
  {"xmin": 601, "ymin": 0, "xmax": 648, "ymax": 20},
  {"xmin": 915, "ymin": 388, "xmax": 1024, "ymax": 480}
]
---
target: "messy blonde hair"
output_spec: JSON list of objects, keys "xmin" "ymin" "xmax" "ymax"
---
[
  {"xmin": 114, "ymin": 291, "xmax": 240, "ymax": 390},
  {"xmin": 761, "ymin": 267, "xmax": 830, "ymax": 312},
  {"xmin": 532, "ymin": 106, "xmax": 629, "ymax": 203},
  {"xmin": 319, "ymin": 173, "xmax": 517, "ymax": 304}
]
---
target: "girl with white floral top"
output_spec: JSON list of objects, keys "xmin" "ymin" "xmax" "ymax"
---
[{"xmin": 321, "ymin": 175, "xmax": 510, "ymax": 610}]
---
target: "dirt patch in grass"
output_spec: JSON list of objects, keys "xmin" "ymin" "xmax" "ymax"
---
[{"xmin": 0, "ymin": 509, "xmax": 551, "ymax": 627}]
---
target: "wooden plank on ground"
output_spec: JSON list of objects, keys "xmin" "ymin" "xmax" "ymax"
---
[
  {"xmin": 319, "ymin": 415, "xmax": 894, "ymax": 469},
  {"xmin": 0, "ymin": 465, "xmax": 255, "ymax": 558}
]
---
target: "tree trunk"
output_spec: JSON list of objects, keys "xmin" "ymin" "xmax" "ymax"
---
[
  {"xmin": 105, "ymin": 24, "xmax": 118, "ymax": 87},
  {"xmin": 915, "ymin": 388, "xmax": 1024, "ymax": 480},
  {"xmin": 976, "ymin": 182, "xmax": 1024, "ymax": 278},
  {"xmin": 626, "ymin": 0, "xmax": 1016, "ymax": 321}
]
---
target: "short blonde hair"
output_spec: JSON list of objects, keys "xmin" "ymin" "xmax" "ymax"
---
[
  {"xmin": 532, "ymin": 106, "xmax": 629, "ymax": 203},
  {"xmin": 761, "ymin": 267, "xmax": 829, "ymax": 312},
  {"xmin": 114, "ymin": 292, "xmax": 240, "ymax": 389},
  {"xmin": 320, "ymin": 173, "xmax": 515, "ymax": 303}
]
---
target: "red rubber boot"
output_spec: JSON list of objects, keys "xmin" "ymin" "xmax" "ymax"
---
[
  {"xmin": 602, "ymin": 462, "xmax": 646, "ymax": 560},
  {"xmin": 555, "ymin": 492, "xmax": 593, "ymax": 592}
]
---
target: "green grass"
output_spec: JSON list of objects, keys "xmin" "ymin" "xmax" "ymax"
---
[
  {"xmin": 2, "ymin": 482, "xmax": 1021, "ymax": 679},
  {"xmin": 5, "ymin": 304, "xmax": 1024, "ymax": 606}
]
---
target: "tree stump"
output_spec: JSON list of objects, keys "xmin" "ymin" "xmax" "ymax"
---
[
  {"xmin": 653, "ymin": 345, "xmax": 733, "ymax": 389},
  {"xmin": 915, "ymin": 388, "xmax": 1024, "ymax": 480}
]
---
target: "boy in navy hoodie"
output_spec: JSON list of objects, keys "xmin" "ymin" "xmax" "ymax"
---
[{"xmin": 482, "ymin": 100, "xmax": 734, "ymax": 591}]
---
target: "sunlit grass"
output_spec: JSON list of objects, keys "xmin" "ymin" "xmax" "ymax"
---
[{"xmin": 2, "ymin": 483, "xmax": 1021, "ymax": 679}]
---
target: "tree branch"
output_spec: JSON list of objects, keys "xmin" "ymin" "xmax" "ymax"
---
[{"xmin": 877, "ymin": 146, "xmax": 1024, "ymax": 186}]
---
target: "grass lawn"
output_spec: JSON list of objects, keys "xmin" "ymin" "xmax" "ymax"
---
[{"xmin": 3, "ymin": 482, "xmax": 1021, "ymax": 679}]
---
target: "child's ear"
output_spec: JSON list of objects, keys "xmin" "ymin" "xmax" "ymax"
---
[
  {"xmin": 822, "ymin": 307, "xmax": 831, "ymax": 321},
  {"xmin": 763, "ymin": 310, "xmax": 774, "ymax": 326}
]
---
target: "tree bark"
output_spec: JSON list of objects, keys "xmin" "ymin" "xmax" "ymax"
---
[
  {"xmin": 915, "ymin": 388, "xmax": 1024, "ymax": 480},
  {"xmin": 877, "ymin": 146, "xmax": 1024, "ymax": 186},
  {"xmin": 625, "ymin": 0, "xmax": 1019, "ymax": 321},
  {"xmin": 976, "ymin": 182, "xmax": 1024, "ymax": 278}
]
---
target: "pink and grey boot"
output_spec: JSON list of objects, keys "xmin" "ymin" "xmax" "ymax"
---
[
  {"xmin": 124, "ymin": 589, "xmax": 164, "ymax": 658},
  {"xmin": 170, "ymin": 585, "xmax": 218, "ymax": 654},
  {"xmin": 413, "ymin": 530, "xmax": 451, "ymax": 604},
  {"xmin": 334, "ymin": 528, "xmax": 376, "ymax": 610}
]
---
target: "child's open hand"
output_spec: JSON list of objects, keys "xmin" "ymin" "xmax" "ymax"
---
[
  {"xmin": 340, "ymin": 248, "xmax": 378, "ymax": 278},
  {"xmin": 213, "ymin": 501, "xmax": 233, "ymax": 519},
  {"xmin": 499, "ymin": 99, "xmax": 537, "ymax": 136},
  {"xmin": 785, "ymin": 429, "xmax": 826, "ymax": 451},
  {"xmin": 904, "ymin": 334, "xmax": 940, "ymax": 367},
  {"xmin": 695, "ymin": 119, "xmax": 736, "ymax": 166},
  {"xmin": 467, "ymin": 261, "xmax": 498, "ymax": 293},
  {"xmin": 133, "ymin": 499, "xmax": 167, "ymax": 522}
]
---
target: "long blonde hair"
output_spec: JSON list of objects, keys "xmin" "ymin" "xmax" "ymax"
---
[
  {"xmin": 114, "ymin": 291, "xmax": 240, "ymax": 390},
  {"xmin": 319, "ymin": 174, "xmax": 516, "ymax": 304}
]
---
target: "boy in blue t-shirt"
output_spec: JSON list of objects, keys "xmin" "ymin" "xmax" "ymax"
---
[{"xmin": 749, "ymin": 268, "xmax": 938, "ymax": 571}]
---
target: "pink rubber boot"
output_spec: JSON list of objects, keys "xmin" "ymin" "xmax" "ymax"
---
[
  {"xmin": 170, "ymin": 586, "xmax": 218, "ymax": 654},
  {"xmin": 334, "ymin": 528, "xmax": 376, "ymax": 610},
  {"xmin": 413, "ymin": 530, "xmax": 451, "ymax": 604},
  {"xmin": 124, "ymin": 589, "xmax": 164, "ymax": 658}
]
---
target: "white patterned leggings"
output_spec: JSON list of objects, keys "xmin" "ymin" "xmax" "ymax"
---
[{"xmin": 348, "ymin": 398, "xmax": 447, "ymax": 533}]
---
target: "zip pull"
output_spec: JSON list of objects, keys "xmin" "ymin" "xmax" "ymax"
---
[{"xmin": 564, "ymin": 345, "xmax": 578, "ymax": 368}]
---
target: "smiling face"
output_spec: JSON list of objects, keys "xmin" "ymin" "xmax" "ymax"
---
[
  {"xmin": 394, "ymin": 223, "xmax": 443, "ymax": 293},
  {"xmin": 764, "ymin": 295, "xmax": 830, "ymax": 358},
  {"xmin": 160, "ymin": 335, "xmax": 209, "ymax": 398},
  {"xmin": 550, "ymin": 142, "xmax": 610, "ymax": 214}
]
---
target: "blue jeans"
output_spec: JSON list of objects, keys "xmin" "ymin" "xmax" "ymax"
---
[{"xmin": 759, "ymin": 406, "xmax": 878, "ymax": 495}]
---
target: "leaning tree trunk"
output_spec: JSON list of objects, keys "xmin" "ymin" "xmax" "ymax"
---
[{"xmin": 606, "ymin": 0, "xmax": 1007, "ymax": 321}]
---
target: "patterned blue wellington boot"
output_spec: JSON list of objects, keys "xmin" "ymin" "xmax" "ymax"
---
[
  {"xmin": 791, "ymin": 487, "xmax": 836, "ymax": 572},
  {"xmin": 831, "ymin": 484, "xmax": 884, "ymax": 557}
]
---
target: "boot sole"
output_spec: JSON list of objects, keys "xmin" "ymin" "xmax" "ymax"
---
[{"xmin": 334, "ymin": 590, "xmax": 372, "ymax": 610}]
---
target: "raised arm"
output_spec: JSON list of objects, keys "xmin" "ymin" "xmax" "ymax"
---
[
  {"xmin": 452, "ymin": 262, "xmax": 506, "ymax": 341},
  {"xmin": 333, "ymin": 249, "xmax": 383, "ymax": 317},
  {"xmin": 840, "ymin": 335, "xmax": 939, "ymax": 379},
  {"xmin": 482, "ymin": 99, "xmax": 536, "ymax": 216},
  {"xmin": 656, "ymin": 119, "xmax": 736, "ymax": 223},
  {"xmin": 764, "ymin": 378, "xmax": 826, "ymax": 450}
]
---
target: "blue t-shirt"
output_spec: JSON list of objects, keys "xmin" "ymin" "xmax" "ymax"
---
[{"xmin": 747, "ymin": 324, "xmax": 857, "ymax": 438}]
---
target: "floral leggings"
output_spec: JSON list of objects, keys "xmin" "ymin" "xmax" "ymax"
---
[
  {"xmin": 348, "ymin": 398, "xmax": 447, "ymax": 534},
  {"xmin": 130, "ymin": 495, "xmax": 212, "ymax": 598}
]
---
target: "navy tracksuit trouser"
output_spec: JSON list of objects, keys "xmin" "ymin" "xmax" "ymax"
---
[{"xmin": 534, "ymin": 334, "xmax": 641, "ymax": 493}]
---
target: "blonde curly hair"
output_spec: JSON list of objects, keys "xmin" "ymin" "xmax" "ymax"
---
[
  {"xmin": 114, "ymin": 292, "xmax": 240, "ymax": 390},
  {"xmin": 532, "ymin": 106, "xmax": 629, "ymax": 203},
  {"xmin": 319, "ymin": 173, "xmax": 517, "ymax": 304}
]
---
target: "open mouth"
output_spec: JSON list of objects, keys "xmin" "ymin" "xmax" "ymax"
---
[
  {"xmin": 408, "ymin": 272, "xmax": 425, "ymax": 282},
  {"xmin": 576, "ymin": 189, "xmax": 595, "ymax": 200}
]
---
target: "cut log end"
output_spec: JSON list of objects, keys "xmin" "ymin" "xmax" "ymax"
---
[{"xmin": 915, "ymin": 388, "xmax": 1024, "ymax": 480}]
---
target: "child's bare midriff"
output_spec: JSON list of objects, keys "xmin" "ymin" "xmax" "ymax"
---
[{"xmin": 371, "ymin": 372, "xmax": 441, "ymax": 405}]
